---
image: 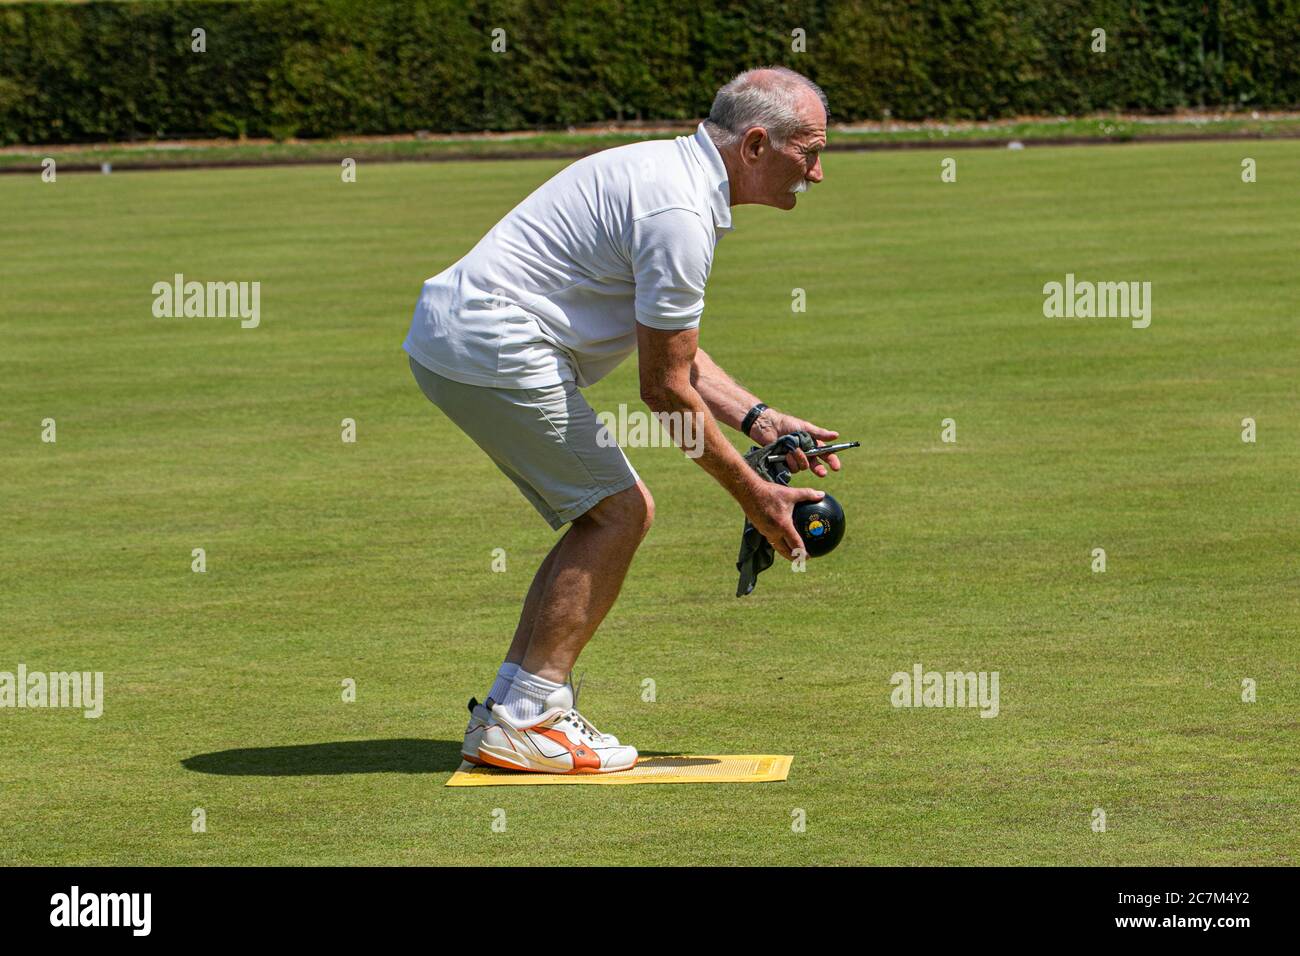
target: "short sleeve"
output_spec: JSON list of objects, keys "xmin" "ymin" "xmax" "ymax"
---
[{"xmin": 629, "ymin": 207, "xmax": 714, "ymax": 330}]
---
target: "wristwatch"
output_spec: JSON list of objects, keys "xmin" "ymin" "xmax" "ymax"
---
[{"xmin": 741, "ymin": 403, "xmax": 769, "ymax": 440}]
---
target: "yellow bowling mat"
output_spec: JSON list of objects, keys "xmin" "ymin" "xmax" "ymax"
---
[{"xmin": 446, "ymin": 754, "xmax": 792, "ymax": 786}]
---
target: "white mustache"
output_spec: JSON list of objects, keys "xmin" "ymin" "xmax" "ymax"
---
[{"xmin": 790, "ymin": 179, "xmax": 811, "ymax": 194}]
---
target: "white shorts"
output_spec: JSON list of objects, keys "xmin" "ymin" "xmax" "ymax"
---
[{"xmin": 408, "ymin": 356, "xmax": 639, "ymax": 530}]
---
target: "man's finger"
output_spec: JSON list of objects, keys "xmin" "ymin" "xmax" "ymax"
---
[
  {"xmin": 768, "ymin": 531, "xmax": 795, "ymax": 561},
  {"xmin": 806, "ymin": 425, "xmax": 839, "ymax": 441},
  {"xmin": 781, "ymin": 525, "xmax": 805, "ymax": 560}
]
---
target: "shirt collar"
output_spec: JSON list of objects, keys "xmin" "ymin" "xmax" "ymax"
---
[{"xmin": 689, "ymin": 123, "xmax": 734, "ymax": 233}]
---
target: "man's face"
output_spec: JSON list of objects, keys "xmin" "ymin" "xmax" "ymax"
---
[{"xmin": 739, "ymin": 93, "xmax": 826, "ymax": 210}]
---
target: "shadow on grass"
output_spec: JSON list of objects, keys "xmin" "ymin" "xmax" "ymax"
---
[
  {"xmin": 182, "ymin": 739, "xmax": 464, "ymax": 776},
  {"xmin": 183, "ymin": 742, "xmax": 697, "ymax": 777}
]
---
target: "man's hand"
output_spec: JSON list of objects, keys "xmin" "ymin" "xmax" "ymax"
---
[
  {"xmin": 752, "ymin": 409, "xmax": 843, "ymax": 478},
  {"xmin": 739, "ymin": 480, "xmax": 826, "ymax": 561}
]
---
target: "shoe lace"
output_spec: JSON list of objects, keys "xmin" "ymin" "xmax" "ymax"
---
[
  {"xmin": 565, "ymin": 671, "xmax": 607, "ymax": 741},
  {"xmin": 563, "ymin": 709, "xmax": 603, "ymax": 740}
]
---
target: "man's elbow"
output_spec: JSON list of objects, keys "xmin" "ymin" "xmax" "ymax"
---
[
  {"xmin": 640, "ymin": 380, "xmax": 689, "ymax": 412},
  {"xmin": 639, "ymin": 383, "xmax": 670, "ymax": 411}
]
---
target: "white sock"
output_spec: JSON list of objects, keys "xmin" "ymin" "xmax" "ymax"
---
[
  {"xmin": 502, "ymin": 668, "xmax": 566, "ymax": 724},
  {"xmin": 486, "ymin": 662, "xmax": 519, "ymax": 707}
]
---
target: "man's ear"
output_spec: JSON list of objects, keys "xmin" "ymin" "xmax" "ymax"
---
[{"xmin": 741, "ymin": 127, "xmax": 767, "ymax": 162}]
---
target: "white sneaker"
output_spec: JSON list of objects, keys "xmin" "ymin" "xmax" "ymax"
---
[
  {"xmin": 461, "ymin": 697, "xmax": 492, "ymax": 766},
  {"xmin": 478, "ymin": 685, "xmax": 637, "ymax": 774}
]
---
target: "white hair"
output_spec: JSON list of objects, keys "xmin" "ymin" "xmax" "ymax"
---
[{"xmin": 704, "ymin": 66, "xmax": 828, "ymax": 149}]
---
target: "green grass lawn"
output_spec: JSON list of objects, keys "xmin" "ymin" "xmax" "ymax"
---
[
  {"xmin": 4, "ymin": 113, "xmax": 1299, "ymax": 170},
  {"xmin": 1, "ymin": 140, "xmax": 1296, "ymax": 865}
]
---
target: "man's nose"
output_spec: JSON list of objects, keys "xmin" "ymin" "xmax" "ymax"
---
[{"xmin": 808, "ymin": 157, "xmax": 824, "ymax": 183}]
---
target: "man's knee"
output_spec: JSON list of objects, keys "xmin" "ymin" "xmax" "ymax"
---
[{"xmin": 578, "ymin": 481, "xmax": 654, "ymax": 538}]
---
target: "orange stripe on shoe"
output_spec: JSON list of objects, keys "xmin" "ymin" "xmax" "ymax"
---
[
  {"xmin": 477, "ymin": 749, "xmax": 525, "ymax": 772},
  {"xmin": 534, "ymin": 727, "xmax": 601, "ymax": 771}
]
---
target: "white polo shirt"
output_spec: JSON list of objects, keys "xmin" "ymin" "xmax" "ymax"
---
[{"xmin": 403, "ymin": 123, "xmax": 734, "ymax": 389}]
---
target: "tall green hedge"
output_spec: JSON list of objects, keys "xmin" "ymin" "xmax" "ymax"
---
[{"xmin": 1, "ymin": 0, "xmax": 1297, "ymax": 145}]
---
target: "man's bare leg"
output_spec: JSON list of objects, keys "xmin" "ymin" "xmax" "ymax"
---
[
  {"xmin": 501, "ymin": 534, "xmax": 566, "ymax": 668},
  {"xmin": 510, "ymin": 481, "xmax": 654, "ymax": 683}
]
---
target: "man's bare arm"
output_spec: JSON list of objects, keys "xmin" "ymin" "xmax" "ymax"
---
[
  {"xmin": 690, "ymin": 347, "xmax": 763, "ymax": 434},
  {"xmin": 638, "ymin": 330, "xmax": 763, "ymax": 506},
  {"xmin": 636, "ymin": 323, "xmax": 821, "ymax": 559}
]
